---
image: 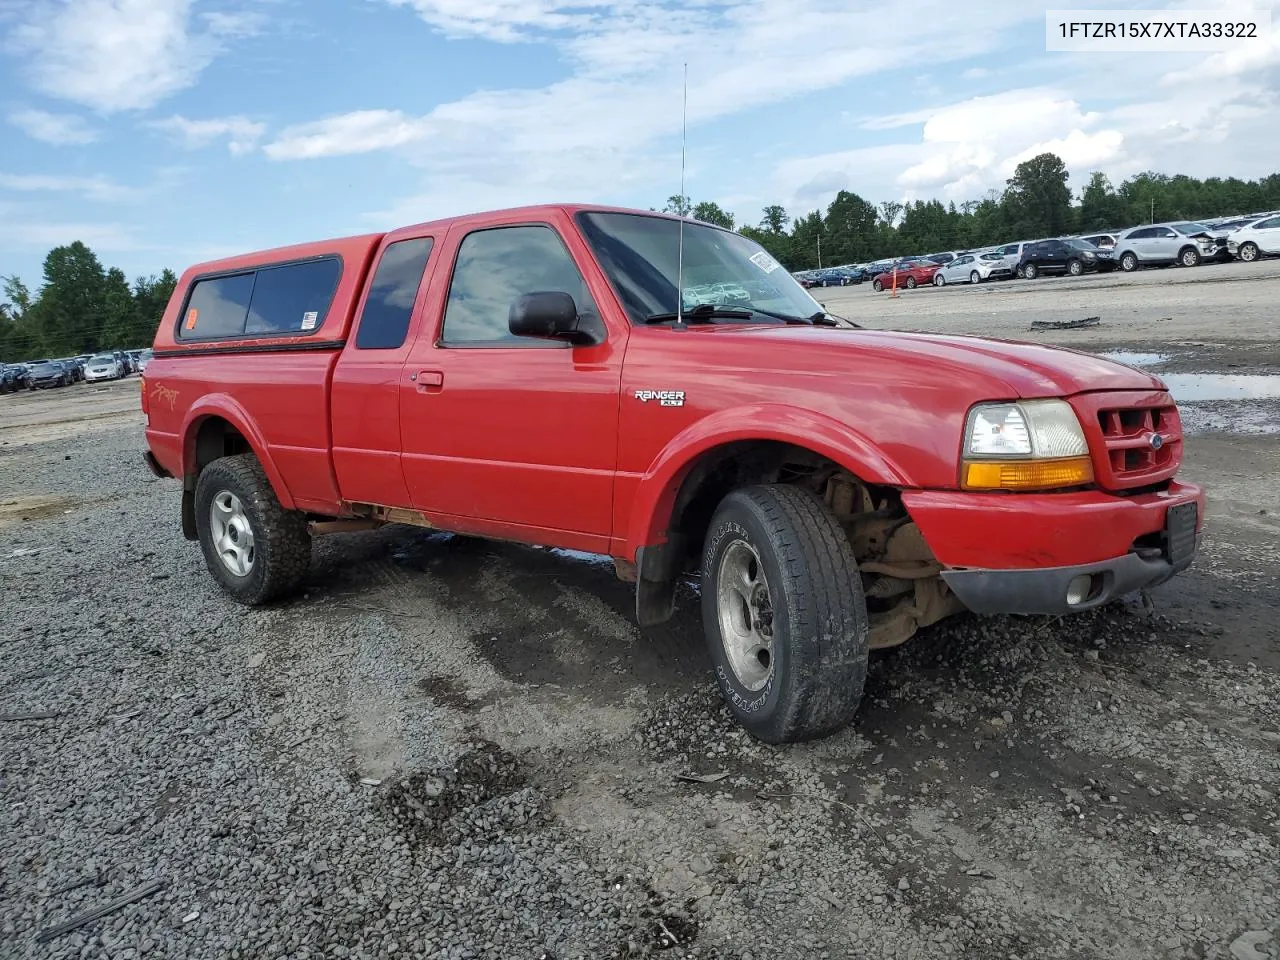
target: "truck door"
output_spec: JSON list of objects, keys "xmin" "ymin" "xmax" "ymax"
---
[
  {"xmin": 331, "ymin": 234, "xmax": 439, "ymax": 507},
  {"xmin": 398, "ymin": 214, "xmax": 625, "ymax": 552}
]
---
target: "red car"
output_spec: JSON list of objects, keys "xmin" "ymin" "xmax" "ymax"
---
[
  {"xmin": 141, "ymin": 204, "xmax": 1203, "ymax": 744},
  {"xmin": 871, "ymin": 258, "xmax": 939, "ymax": 291}
]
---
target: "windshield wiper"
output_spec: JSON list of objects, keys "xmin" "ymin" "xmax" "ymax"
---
[{"xmin": 643, "ymin": 303, "xmax": 753, "ymax": 324}]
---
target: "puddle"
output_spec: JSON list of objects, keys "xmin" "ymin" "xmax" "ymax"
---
[
  {"xmin": 1160, "ymin": 374, "xmax": 1280, "ymax": 402},
  {"xmin": 1100, "ymin": 351, "xmax": 1170, "ymax": 367},
  {"xmin": 1178, "ymin": 403, "xmax": 1280, "ymax": 436}
]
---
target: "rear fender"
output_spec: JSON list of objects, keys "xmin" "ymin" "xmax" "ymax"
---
[
  {"xmin": 180, "ymin": 395, "xmax": 296, "ymax": 510},
  {"xmin": 623, "ymin": 403, "xmax": 910, "ymax": 559}
]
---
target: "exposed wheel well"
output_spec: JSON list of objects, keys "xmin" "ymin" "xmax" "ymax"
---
[
  {"xmin": 638, "ymin": 440, "xmax": 961, "ymax": 646},
  {"xmin": 193, "ymin": 416, "xmax": 251, "ymax": 475}
]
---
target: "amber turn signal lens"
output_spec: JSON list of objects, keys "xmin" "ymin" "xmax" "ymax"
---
[{"xmin": 963, "ymin": 456, "xmax": 1094, "ymax": 490}]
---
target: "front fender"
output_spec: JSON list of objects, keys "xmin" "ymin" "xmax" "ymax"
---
[
  {"xmin": 623, "ymin": 403, "xmax": 911, "ymax": 558},
  {"xmin": 180, "ymin": 394, "xmax": 296, "ymax": 510}
]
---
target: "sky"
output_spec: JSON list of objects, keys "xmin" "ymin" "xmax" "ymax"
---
[{"xmin": 1, "ymin": 0, "xmax": 1278, "ymax": 288}]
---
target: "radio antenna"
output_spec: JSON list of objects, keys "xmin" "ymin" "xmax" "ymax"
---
[{"xmin": 673, "ymin": 61, "xmax": 688, "ymax": 331}]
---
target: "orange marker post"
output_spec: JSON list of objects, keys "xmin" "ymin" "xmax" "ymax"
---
[{"xmin": 891, "ymin": 265, "xmax": 899, "ymax": 298}]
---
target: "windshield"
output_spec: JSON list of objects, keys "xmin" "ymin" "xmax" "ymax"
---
[
  {"xmin": 1173, "ymin": 222, "xmax": 1211, "ymax": 235},
  {"xmin": 90, "ymin": 354, "xmax": 115, "ymax": 364},
  {"xmin": 1067, "ymin": 239, "xmax": 1097, "ymax": 250},
  {"xmin": 575, "ymin": 212, "xmax": 823, "ymax": 324}
]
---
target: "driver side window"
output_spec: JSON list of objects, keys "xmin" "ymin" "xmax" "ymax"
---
[{"xmin": 441, "ymin": 225, "xmax": 599, "ymax": 345}]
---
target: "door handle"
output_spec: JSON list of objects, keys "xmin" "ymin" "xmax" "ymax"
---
[{"xmin": 413, "ymin": 370, "xmax": 444, "ymax": 392}]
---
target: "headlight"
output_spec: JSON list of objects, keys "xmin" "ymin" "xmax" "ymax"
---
[{"xmin": 962, "ymin": 400, "xmax": 1093, "ymax": 490}]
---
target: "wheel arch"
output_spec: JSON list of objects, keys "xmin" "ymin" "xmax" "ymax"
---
[
  {"xmin": 622, "ymin": 407, "xmax": 906, "ymax": 570},
  {"xmin": 180, "ymin": 397, "xmax": 296, "ymax": 511}
]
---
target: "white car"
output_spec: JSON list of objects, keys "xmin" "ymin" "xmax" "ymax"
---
[
  {"xmin": 932, "ymin": 251, "xmax": 1013, "ymax": 286},
  {"xmin": 83, "ymin": 353, "xmax": 122, "ymax": 382},
  {"xmin": 1227, "ymin": 214, "xmax": 1280, "ymax": 262},
  {"xmin": 1112, "ymin": 222, "xmax": 1218, "ymax": 271}
]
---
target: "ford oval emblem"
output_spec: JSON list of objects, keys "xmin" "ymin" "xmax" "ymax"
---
[{"xmin": 1149, "ymin": 433, "xmax": 1165, "ymax": 450}]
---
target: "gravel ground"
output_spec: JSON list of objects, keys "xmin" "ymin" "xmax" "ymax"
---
[{"xmin": 2, "ymin": 287, "xmax": 1279, "ymax": 959}]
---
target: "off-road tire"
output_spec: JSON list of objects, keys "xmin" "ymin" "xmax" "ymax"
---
[
  {"xmin": 904, "ymin": 276, "xmax": 917, "ymax": 289},
  {"xmin": 1067, "ymin": 259, "xmax": 1084, "ymax": 276},
  {"xmin": 1239, "ymin": 242, "xmax": 1260, "ymax": 263},
  {"xmin": 1179, "ymin": 246, "xmax": 1201, "ymax": 268},
  {"xmin": 872, "ymin": 279, "xmax": 884, "ymax": 292},
  {"xmin": 1119, "ymin": 251, "xmax": 1139, "ymax": 272},
  {"xmin": 1023, "ymin": 263, "xmax": 1038, "ymax": 279},
  {"xmin": 195, "ymin": 454, "xmax": 311, "ymax": 605},
  {"xmin": 700, "ymin": 484, "xmax": 870, "ymax": 744}
]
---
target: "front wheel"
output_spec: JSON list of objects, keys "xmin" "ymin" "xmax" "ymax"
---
[
  {"xmin": 872, "ymin": 279, "xmax": 884, "ymax": 292},
  {"xmin": 1179, "ymin": 246, "xmax": 1201, "ymax": 268},
  {"xmin": 1067, "ymin": 259, "xmax": 1084, "ymax": 276},
  {"xmin": 700, "ymin": 485, "xmax": 870, "ymax": 744},
  {"xmin": 1023, "ymin": 263, "xmax": 1038, "ymax": 279},
  {"xmin": 904, "ymin": 276, "xmax": 917, "ymax": 289},
  {"xmin": 1239, "ymin": 242, "xmax": 1260, "ymax": 262},
  {"xmin": 194, "ymin": 454, "xmax": 312, "ymax": 605}
]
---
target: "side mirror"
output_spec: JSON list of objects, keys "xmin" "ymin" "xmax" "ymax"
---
[{"xmin": 509, "ymin": 291, "xmax": 598, "ymax": 345}]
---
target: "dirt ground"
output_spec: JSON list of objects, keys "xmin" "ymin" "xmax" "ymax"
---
[{"xmin": 1, "ymin": 265, "xmax": 1278, "ymax": 960}]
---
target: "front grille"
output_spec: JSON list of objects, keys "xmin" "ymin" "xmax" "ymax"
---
[{"xmin": 1094, "ymin": 403, "xmax": 1181, "ymax": 488}]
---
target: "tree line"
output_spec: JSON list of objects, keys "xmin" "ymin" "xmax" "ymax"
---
[
  {"xmin": 1, "ymin": 242, "xmax": 177, "ymax": 362},
  {"xmin": 662, "ymin": 152, "xmax": 1280, "ymax": 271}
]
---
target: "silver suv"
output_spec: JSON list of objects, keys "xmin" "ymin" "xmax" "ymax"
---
[{"xmin": 1112, "ymin": 222, "xmax": 1218, "ymax": 271}]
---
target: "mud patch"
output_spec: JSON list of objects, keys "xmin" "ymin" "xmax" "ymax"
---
[
  {"xmin": 379, "ymin": 740, "xmax": 543, "ymax": 845},
  {"xmin": 416, "ymin": 674, "xmax": 482, "ymax": 712},
  {"xmin": 0, "ymin": 494, "xmax": 78, "ymax": 527}
]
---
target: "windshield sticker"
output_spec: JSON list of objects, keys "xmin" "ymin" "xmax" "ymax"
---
[
  {"xmin": 749, "ymin": 251, "xmax": 781, "ymax": 274},
  {"xmin": 301, "ymin": 311, "xmax": 319, "ymax": 331},
  {"xmin": 185, "ymin": 308, "xmax": 199, "ymax": 330}
]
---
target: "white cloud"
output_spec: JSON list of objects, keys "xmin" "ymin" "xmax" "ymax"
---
[
  {"xmin": 10, "ymin": 0, "xmax": 225, "ymax": 112},
  {"xmin": 383, "ymin": 0, "xmax": 611, "ymax": 43},
  {"xmin": 0, "ymin": 221, "xmax": 141, "ymax": 251},
  {"xmin": 150, "ymin": 115, "xmax": 266, "ymax": 155},
  {"xmin": 0, "ymin": 172, "xmax": 140, "ymax": 202},
  {"xmin": 264, "ymin": 110, "xmax": 433, "ymax": 160},
  {"xmin": 7, "ymin": 108, "xmax": 98, "ymax": 145}
]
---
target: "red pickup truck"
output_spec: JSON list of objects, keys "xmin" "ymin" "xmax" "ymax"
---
[{"xmin": 141, "ymin": 204, "xmax": 1204, "ymax": 743}]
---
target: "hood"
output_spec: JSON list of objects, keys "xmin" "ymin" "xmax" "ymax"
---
[{"xmin": 697, "ymin": 326, "xmax": 1165, "ymax": 398}]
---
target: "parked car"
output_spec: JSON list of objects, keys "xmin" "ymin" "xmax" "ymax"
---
[
  {"xmin": 136, "ymin": 348, "xmax": 154, "ymax": 372},
  {"xmin": 1018, "ymin": 238, "xmax": 1106, "ymax": 278},
  {"xmin": 811, "ymin": 268, "xmax": 859, "ymax": 287},
  {"xmin": 932, "ymin": 251, "xmax": 1014, "ymax": 285},
  {"xmin": 0, "ymin": 364, "xmax": 31, "ymax": 393},
  {"xmin": 870, "ymin": 258, "xmax": 939, "ymax": 291},
  {"xmin": 27, "ymin": 359, "xmax": 70, "ymax": 389},
  {"xmin": 84, "ymin": 352, "xmax": 125, "ymax": 382},
  {"xmin": 1226, "ymin": 213, "xmax": 1280, "ymax": 262},
  {"xmin": 923, "ymin": 251, "xmax": 957, "ymax": 265},
  {"xmin": 990, "ymin": 241, "xmax": 1035, "ymax": 278},
  {"xmin": 1112, "ymin": 222, "xmax": 1219, "ymax": 271},
  {"xmin": 140, "ymin": 201, "xmax": 1204, "ymax": 744},
  {"xmin": 1077, "ymin": 232, "xmax": 1119, "ymax": 251},
  {"xmin": 114, "ymin": 350, "xmax": 134, "ymax": 375}
]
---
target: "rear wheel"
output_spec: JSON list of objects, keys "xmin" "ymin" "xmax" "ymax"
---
[
  {"xmin": 905, "ymin": 276, "xmax": 917, "ymax": 289},
  {"xmin": 933, "ymin": 274, "xmax": 946, "ymax": 287},
  {"xmin": 1067, "ymin": 259, "xmax": 1084, "ymax": 276},
  {"xmin": 1119, "ymin": 251, "xmax": 1139, "ymax": 272},
  {"xmin": 195, "ymin": 454, "xmax": 311, "ymax": 605},
  {"xmin": 700, "ymin": 485, "xmax": 870, "ymax": 744},
  {"xmin": 1023, "ymin": 263, "xmax": 1038, "ymax": 279},
  {"xmin": 1179, "ymin": 246, "xmax": 1201, "ymax": 267},
  {"xmin": 969, "ymin": 271, "xmax": 981, "ymax": 284},
  {"xmin": 1239, "ymin": 242, "xmax": 1260, "ymax": 262}
]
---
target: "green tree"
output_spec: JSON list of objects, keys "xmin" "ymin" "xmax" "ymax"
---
[
  {"xmin": 788, "ymin": 211, "xmax": 826, "ymax": 270},
  {"xmin": 824, "ymin": 190, "xmax": 879, "ymax": 264},
  {"xmin": 1003, "ymin": 152, "xmax": 1072, "ymax": 237},
  {"xmin": 101, "ymin": 267, "xmax": 137, "ymax": 347},
  {"xmin": 132, "ymin": 269, "xmax": 177, "ymax": 345},
  {"xmin": 1078, "ymin": 172, "xmax": 1127, "ymax": 230},
  {"xmin": 759, "ymin": 205, "xmax": 790, "ymax": 234},
  {"xmin": 691, "ymin": 200, "xmax": 734, "ymax": 229},
  {"xmin": 30, "ymin": 242, "xmax": 107, "ymax": 355},
  {"xmin": 662, "ymin": 194, "xmax": 692, "ymax": 217}
]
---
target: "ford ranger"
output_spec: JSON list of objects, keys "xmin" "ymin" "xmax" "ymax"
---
[{"xmin": 140, "ymin": 204, "xmax": 1204, "ymax": 743}]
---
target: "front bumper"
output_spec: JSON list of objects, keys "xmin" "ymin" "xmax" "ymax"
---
[
  {"xmin": 84, "ymin": 370, "xmax": 114, "ymax": 381},
  {"xmin": 902, "ymin": 481, "xmax": 1205, "ymax": 615}
]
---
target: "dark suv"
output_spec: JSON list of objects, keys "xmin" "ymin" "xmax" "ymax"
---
[{"xmin": 1018, "ymin": 238, "xmax": 1108, "ymax": 278}]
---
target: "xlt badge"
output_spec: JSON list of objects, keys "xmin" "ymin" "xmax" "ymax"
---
[{"xmin": 634, "ymin": 389, "xmax": 685, "ymax": 407}]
